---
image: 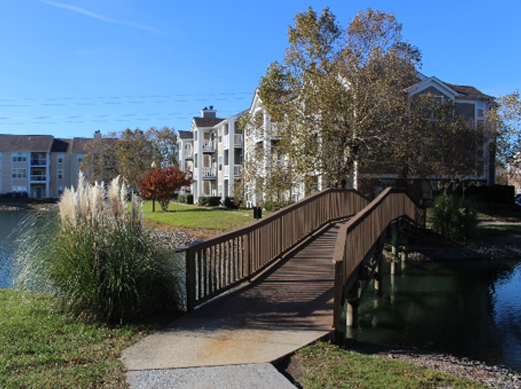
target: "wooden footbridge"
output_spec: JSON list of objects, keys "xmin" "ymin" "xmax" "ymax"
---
[
  {"xmin": 177, "ymin": 187, "xmax": 425, "ymax": 335},
  {"xmin": 124, "ymin": 188, "xmax": 425, "ymax": 371}
]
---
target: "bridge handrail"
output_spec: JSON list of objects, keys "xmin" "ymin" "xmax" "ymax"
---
[
  {"xmin": 179, "ymin": 188, "xmax": 370, "ymax": 311},
  {"xmin": 332, "ymin": 187, "xmax": 425, "ymax": 326}
]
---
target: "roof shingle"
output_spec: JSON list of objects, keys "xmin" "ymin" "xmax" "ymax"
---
[{"xmin": 0, "ymin": 135, "xmax": 54, "ymax": 152}]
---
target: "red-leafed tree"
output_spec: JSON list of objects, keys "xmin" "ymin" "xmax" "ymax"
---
[{"xmin": 139, "ymin": 166, "xmax": 192, "ymax": 212}]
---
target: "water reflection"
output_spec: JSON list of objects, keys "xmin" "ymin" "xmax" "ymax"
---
[
  {"xmin": 0, "ymin": 211, "xmax": 28, "ymax": 288},
  {"xmin": 0, "ymin": 210, "xmax": 57, "ymax": 288},
  {"xmin": 350, "ymin": 259, "xmax": 521, "ymax": 372}
]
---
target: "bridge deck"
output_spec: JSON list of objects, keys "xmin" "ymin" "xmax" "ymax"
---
[{"xmin": 123, "ymin": 222, "xmax": 342, "ymax": 370}]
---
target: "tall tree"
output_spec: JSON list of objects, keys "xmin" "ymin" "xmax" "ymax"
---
[
  {"xmin": 488, "ymin": 91, "xmax": 521, "ymax": 179},
  {"xmin": 116, "ymin": 128, "xmax": 156, "ymax": 189},
  {"xmin": 80, "ymin": 133, "xmax": 119, "ymax": 183},
  {"xmin": 147, "ymin": 126, "xmax": 179, "ymax": 168},
  {"xmin": 258, "ymin": 7, "xmax": 421, "ymax": 190},
  {"xmin": 139, "ymin": 166, "xmax": 193, "ymax": 212}
]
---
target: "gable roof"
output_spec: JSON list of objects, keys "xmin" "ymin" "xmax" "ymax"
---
[
  {"xmin": 193, "ymin": 117, "xmax": 225, "ymax": 128},
  {"xmin": 51, "ymin": 138, "xmax": 72, "ymax": 153},
  {"xmin": 445, "ymin": 83, "xmax": 492, "ymax": 99},
  {"xmin": 178, "ymin": 130, "xmax": 193, "ymax": 140},
  {"xmin": 69, "ymin": 138, "xmax": 91, "ymax": 153},
  {"xmin": 407, "ymin": 76, "xmax": 494, "ymax": 101},
  {"xmin": 0, "ymin": 134, "xmax": 54, "ymax": 152}
]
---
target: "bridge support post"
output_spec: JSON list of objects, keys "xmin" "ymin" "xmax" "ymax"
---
[
  {"xmin": 345, "ymin": 281, "xmax": 359, "ymax": 328},
  {"xmin": 400, "ymin": 232, "xmax": 408, "ymax": 263},
  {"xmin": 374, "ymin": 255, "xmax": 383, "ymax": 296},
  {"xmin": 391, "ymin": 223, "xmax": 399, "ymax": 259},
  {"xmin": 346, "ymin": 300, "xmax": 358, "ymax": 328}
]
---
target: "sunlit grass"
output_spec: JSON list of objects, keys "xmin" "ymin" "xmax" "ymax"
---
[
  {"xmin": 0, "ymin": 289, "xmax": 170, "ymax": 389},
  {"xmin": 293, "ymin": 342, "xmax": 488, "ymax": 389},
  {"xmin": 143, "ymin": 200, "xmax": 255, "ymax": 232}
]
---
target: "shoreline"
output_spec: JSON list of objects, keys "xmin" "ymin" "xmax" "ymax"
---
[
  {"xmin": 338, "ymin": 339, "xmax": 521, "ymax": 389},
  {"xmin": 0, "ymin": 202, "xmax": 58, "ymax": 211}
]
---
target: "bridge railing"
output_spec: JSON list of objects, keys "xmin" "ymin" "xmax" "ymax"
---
[
  {"xmin": 332, "ymin": 187, "xmax": 425, "ymax": 327},
  {"xmin": 179, "ymin": 188, "xmax": 369, "ymax": 311}
]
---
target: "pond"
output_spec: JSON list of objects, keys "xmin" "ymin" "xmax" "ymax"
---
[
  {"xmin": 348, "ymin": 258, "xmax": 521, "ymax": 372},
  {"xmin": 0, "ymin": 211, "xmax": 28, "ymax": 288},
  {"xmin": 2, "ymin": 210, "xmax": 521, "ymax": 371}
]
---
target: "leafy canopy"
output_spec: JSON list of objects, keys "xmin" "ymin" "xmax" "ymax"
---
[
  {"xmin": 139, "ymin": 166, "xmax": 193, "ymax": 212},
  {"xmin": 258, "ymin": 7, "xmax": 421, "ymax": 189}
]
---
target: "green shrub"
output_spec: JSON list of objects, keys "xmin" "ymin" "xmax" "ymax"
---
[
  {"xmin": 186, "ymin": 194, "xmax": 194, "ymax": 204},
  {"xmin": 13, "ymin": 174, "xmax": 183, "ymax": 324},
  {"xmin": 178, "ymin": 194, "xmax": 186, "ymax": 203},
  {"xmin": 430, "ymin": 194, "xmax": 478, "ymax": 241},
  {"xmin": 224, "ymin": 197, "xmax": 239, "ymax": 209},
  {"xmin": 198, "ymin": 196, "xmax": 221, "ymax": 206},
  {"xmin": 263, "ymin": 199, "xmax": 294, "ymax": 212}
]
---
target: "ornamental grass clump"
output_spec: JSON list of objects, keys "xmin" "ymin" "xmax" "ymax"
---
[{"xmin": 14, "ymin": 174, "xmax": 183, "ymax": 324}]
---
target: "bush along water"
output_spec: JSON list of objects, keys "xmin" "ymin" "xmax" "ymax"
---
[
  {"xmin": 430, "ymin": 194, "xmax": 478, "ymax": 241},
  {"xmin": 13, "ymin": 174, "xmax": 183, "ymax": 324}
]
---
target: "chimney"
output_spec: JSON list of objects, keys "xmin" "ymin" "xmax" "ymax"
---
[
  {"xmin": 201, "ymin": 106, "xmax": 216, "ymax": 119},
  {"xmin": 94, "ymin": 130, "xmax": 102, "ymax": 140}
]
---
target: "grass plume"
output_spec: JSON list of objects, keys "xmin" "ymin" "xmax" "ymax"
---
[{"xmin": 14, "ymin": 174, "xmax": 183, "ymax": 324}]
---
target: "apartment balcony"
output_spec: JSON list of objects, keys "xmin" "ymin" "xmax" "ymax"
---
[
  {"xmin": 252, "ymin": 129, "xmax": 265, "ymax": 143},
  {"xmin": 234, "ymin": 134, "xmax": 243, "ymax": 147},
  {"xmin": 185, "ymin": 149, "xmax": 194, "ymax": 159},
  {"xmin": 202, "ymin": 140, "xmax": 216, "ymax": 153},
  {"xmin": 31, "ymin": 158, "xmax": 47, "ymax": 166},
  {"xmin": 30, "ymin": 175, "xmax": 47, "ymax": 182},
  {"xmin": 201, "ymin": 167, "xmax": 217, "ymax": 180},
  {"xmin": 223, "ymin": 164, "xmax": 242, "ymax": 178},
  {"xmin": 223, "ymin": 134, "xmax": 243, "ymax": 149}
]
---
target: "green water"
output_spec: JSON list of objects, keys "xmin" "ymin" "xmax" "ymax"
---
[{"xmin": 349, "ymin": 259, "xmax": 521, "ymax": 372}]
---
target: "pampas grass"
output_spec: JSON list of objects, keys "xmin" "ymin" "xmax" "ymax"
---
[{"xmin": 14, "ymin": 174, "xmax": 183, "ymax": 324}]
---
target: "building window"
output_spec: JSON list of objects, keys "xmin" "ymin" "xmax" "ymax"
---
[
  {"xmin": 12, "ymin": 185, "xmax": 27, "ymax": 193},
  {"xmin": 12, "ymin": 168, "xmax": 27, "ymax": 178},
  {"xmin": 58, "ymin": 154, "xmax": 64, "ymax": 164},
  {"xmin": 77, "ymin": 154, "xmax": 84, "ymax": 164},
  {"xmin": 12, "ymin": 153, "xmax": 27, "ymax": 162},
  {"xmin": 58, "ymin": 169, "xmax": 63, "ymax": 180},
  {"xmin": 58, "ymin": 186, "xmax": 64, "ymax": 196}
]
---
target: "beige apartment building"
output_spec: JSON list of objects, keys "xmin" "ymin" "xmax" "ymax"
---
[{"xmin": 0, "ymin": 134, "xmax": 90, "ymax": 199}]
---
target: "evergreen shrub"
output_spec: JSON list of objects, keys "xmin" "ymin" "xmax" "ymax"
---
[{"xmin": 430, "ymin": 194, "xmax": 478, "ymax": 241}]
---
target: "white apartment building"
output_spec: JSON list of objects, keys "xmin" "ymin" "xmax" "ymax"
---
[
  {"xmin": 178, "ymin": 107, "xmax": 243, "ymax": 204},
  {"xmin": 241, "ymin": 91, "xmax": 320, "ymax": 208}
]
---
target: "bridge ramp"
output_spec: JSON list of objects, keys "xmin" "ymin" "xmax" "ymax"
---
[{"xmin": 123, "ymin": 222, "xmax": 341, "ymax": 370}]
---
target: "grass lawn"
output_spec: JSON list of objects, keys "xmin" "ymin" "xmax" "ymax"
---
[
  {"xmin": 4, "ymin": 200, "xmax": 516, "ymax": 388},
  {"xmin": 0, "ymin": 289, "xmax": 172, "ymax": 389},
  {"xmin": 2, "ymin": 290, "xmax": 488, "ymax": 389},
  {"xmin": 289, "ymin": 342, "xmax": 488, "ymax": 389},
  {"xmin": 142, "ymin": 200, "xmax": 256, "ymax": 235}
]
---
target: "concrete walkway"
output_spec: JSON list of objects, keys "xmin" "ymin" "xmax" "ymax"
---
[{"xmin": 123, "ymin": 223, "xmax": 342, "ymax": 388}]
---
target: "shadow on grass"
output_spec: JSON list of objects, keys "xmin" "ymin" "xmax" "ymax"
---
[{"xmin": 164, "ymin": 207, "xmax": 244, "ymax": 214}]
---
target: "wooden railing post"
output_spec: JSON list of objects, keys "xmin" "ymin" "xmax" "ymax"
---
[
  {"xmin": 244, "ymin": 232, "xmax": 250, "ymax": 279},
  {"xmin": 185, "ymin": 249, "xmax": 196, "ymax": 312},
  {"xmin": 333, "ymin": 260, "xmax": 344, "ymax": 333}
]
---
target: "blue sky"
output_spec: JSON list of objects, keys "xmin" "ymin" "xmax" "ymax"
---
[{"xmin": 1, "ymin": 0, "xmax": 520, "ymax": 139}]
